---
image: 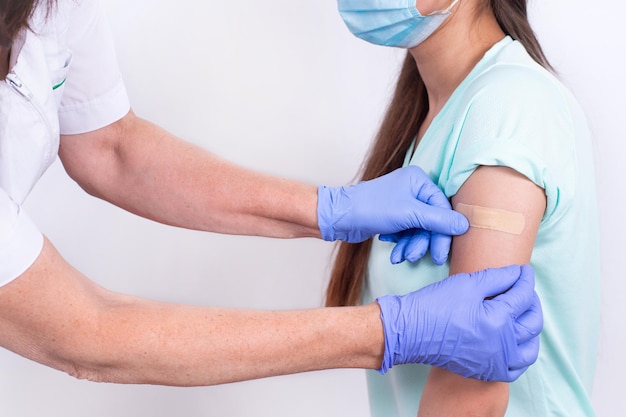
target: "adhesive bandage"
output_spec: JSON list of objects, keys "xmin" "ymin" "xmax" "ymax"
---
[{"xmin": 456, "ymin": 203, "xmax": 525, "ymax": 235}]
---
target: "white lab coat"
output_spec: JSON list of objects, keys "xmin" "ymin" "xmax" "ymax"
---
[{"xmin": 0, "ymin": 0, "xmax": 130, "ymax": 285}]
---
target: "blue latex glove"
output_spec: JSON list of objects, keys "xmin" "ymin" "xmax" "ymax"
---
[
  {"xmin": 317, "ymin": 166, "xmax": 469, "ymax": 264},
  {"xmin": 377, "ymin": 264, "xmax": 543, "ymax": 382},
  {"xmin": 379, "ymin": 228, "xmax": 450, "ymax": 265}
]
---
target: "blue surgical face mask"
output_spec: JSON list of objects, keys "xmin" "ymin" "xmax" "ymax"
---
[{"xmin": 338, "ymin": 0, "xmax": 459, "ymax": 48}]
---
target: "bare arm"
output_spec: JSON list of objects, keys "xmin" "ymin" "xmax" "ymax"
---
[
  {"xmin": 0, "ymin": 237, "xmax": 384, "ymax": 386},
  {"xmin": 58, "ymin": 110, "xmax": 321, "ymax": 239},
  {"xmin": 417, "ymin": 166, "xmax": 546, "ymax": 417}
]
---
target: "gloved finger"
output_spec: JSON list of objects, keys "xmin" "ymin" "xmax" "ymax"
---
[
  {"xmin": 508, "ymin": 333, "xmax": 541, "ymax": 373},
  {"xmin": 408, "ymin": 167, "xmax": 467, "ymax": 237},
  {"xmin": 471, "ymin": 264, "xmax": 523, "ymax": 299},
  {"xmin": 379, "ymin": 232, "xmax": 402, "ymax": 243},
  {"xmin": 429, "ymin": 232, "xmax": 451, "ymax": 265},
  {"xmin": 415, "ymin": 178, "xmax": 452, "ymax": 209},
  {"xmin": 401, "ymin": 230, "xmax": 430, "ymax": 263},
  {"xmin": 502, "ymin": 365, "xmax": 530, "ymax": 383},
  {"xmin": 490, "ymin": 264, "xmax": 535, "ymax": 317},
  {"xmin": 411, "ymin": 201, "xmax": 469, "ymax": 236},
  {"xmin": 514, "ymin": 292, "xmax": 543, "ymax": 344},
  {"xmin": 390, "ymin": 235, "xmax": 413, "ymax": 264}
]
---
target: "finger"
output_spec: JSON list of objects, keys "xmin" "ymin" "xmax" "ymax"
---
[
  {"xmin": 411, "ymin": 202, "xmax": 470, "ymax": 236},
  {"xmin": 379, "ymin": 232, "xmax": 402, "ymax": 243},
  {"xmin": 415, "ymin": 178, "xmax": 452, "ymax": 209},
  {"xmin": 402, "ymin": 230, "xmax": 430, "ymax": 263},
  {"xmin": 429, "ymin": 232, "xmax": 451, "ymax": 265},
  {"xmin": 472, "ymin": 264, "xmax": 522, "ymax": 299},
  {"xmin": 405, "ymin": 166, "xmax": 468, "ymax": 234},
  {"xmin": 515, "ymin": 292, "xmax": 543, "ymax": 344},
  {"xmin": 503, "ymin": 365, "xmax": 530, "ymax": 383},
  {"xmin": 390, "ymin": 236, "xmax": 412, "ymax": 264},
  {"xmin": 508, "ymin": 334, "xmax": 541, "ymax": 372},
  {"xmin": 490, "ymin": 264, "xmax": 535, "ymax": 317}
]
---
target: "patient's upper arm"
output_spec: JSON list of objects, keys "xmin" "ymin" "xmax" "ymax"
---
[
  {"xmin": 417, "ymin": 165, "xmax": 546, "ymax": 417},
  {"xmin": 450, "ymin": 165, "xmax": 545, "ymax": 272}
]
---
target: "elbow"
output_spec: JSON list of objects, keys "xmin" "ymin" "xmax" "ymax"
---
[
  {"xmin": 59, "ymin": 151, "xmax": 117, "ymax": 201},
  {"xmin": 37, "ymin": 327, "xmax": 124, "ymax": 384},
  {"xmin": 59, "ymin": 116, "xmax": 131, "ymax": 202},
  {"xmin": 33, "ymin": 303, "xmax": 136, "ymax": 384},
  {"xmin": 46, "ymin": 340, "xmax": 144, "ymax": 385},
  {"xmin": 10, "ymin": 334, "xmax": 122, "ymax": 384},
  {"xmin": 61, "ymin": 362, "xmax": 112, "ymax": 384}
]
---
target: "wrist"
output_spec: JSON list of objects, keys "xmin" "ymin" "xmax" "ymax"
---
[
  {"xmin": 376, "ymin": 295, "xmax": 402, "ymax": 373},
  {"xmin": 331, "ymin": 303, "xmax": 386, "ymax": 370},
  {"xmin": 314, "ymin": 304, "xmax": 385, "ymax": 371},
  {"xmin": 258, "ymin": 179, "xmax": 321, "ymax": 238},
  {"xmin": 317, "ymin": 185, "xmax": 365, "ymax": 243},
  {"xmin": 317, "ymin": 185, "xmax": 340, "ymax": 241},
  {"xmin": 363, "ymin": 302, "xmax": 386, "ymax": 369}
]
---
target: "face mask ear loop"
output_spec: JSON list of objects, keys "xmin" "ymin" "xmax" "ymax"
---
[{"xmin": 428, "ymin": 0, "xmax": 460, "ymax": 16}]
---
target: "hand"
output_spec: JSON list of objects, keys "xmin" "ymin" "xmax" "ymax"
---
[
  {"xmin": 376, "ymin": 265, "xmax": 543, "ymax": 382},
  {"xmin": 379, "ymin": 228, "xmax": 451, "ymax": 265},
  {"xmin": 317, "ymin": 166, "xmax": 469, "ymax": 263}
]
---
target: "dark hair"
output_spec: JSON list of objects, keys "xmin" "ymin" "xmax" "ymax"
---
[
  {"xmin": 326, "ymin": 0, "xmax": 552, "ymax": 307},
  {"xmin": 0, "ymin": 0, "xmax": 55, "ymax": 47}
]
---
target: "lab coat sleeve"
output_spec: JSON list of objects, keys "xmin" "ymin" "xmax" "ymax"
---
[
  {"xmin": 57, "ymin": 0, "xmax": 130, "ymax": 135},
  {"xmin": 0, "ymin": 188, "xmax": 43, "ymax": 286}
]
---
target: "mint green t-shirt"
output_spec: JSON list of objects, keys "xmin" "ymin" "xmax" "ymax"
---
[{"xmin": 363, "ymin": 37, "xmax": 600, "ymax": 417}]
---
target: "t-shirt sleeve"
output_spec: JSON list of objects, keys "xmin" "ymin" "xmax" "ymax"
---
[
  {"xmin": 0, "ymin": 189, "xmax": 44, "ymax": 286},
  {"xmin": 57, "ymin": 0, "xmax": 130, "ymax": 134},
  {"xmin": 443, "ymin": 65, "xmax": 577, "ymax": 220}
]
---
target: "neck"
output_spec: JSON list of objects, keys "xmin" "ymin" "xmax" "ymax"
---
[{"xmin": 409, "ymin": 3, "xmax": 505, "ymax": 113}]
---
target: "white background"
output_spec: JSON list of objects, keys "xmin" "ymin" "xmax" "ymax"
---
[{"xmin": 1, "ymin": 0, "xmax": 624, "ymax": 416}]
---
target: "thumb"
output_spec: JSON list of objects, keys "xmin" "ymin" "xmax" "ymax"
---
[
  {"xmin": 471, "ymin": 264, "xmax": 523, "ymax": 299},
  {"xmin": 411, "ymin": 201, "xmax": 469, "ymax": 235},
  {"xmin": 489, "ymin": 265, "xmax": 536, "ymax": 318}
]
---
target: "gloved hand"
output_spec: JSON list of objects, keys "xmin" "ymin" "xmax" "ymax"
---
[
  {"xmin": 376, "ymin": 264, "xmax": 543, "ymax": 382},
  {"xmin": 317, "ymin": 166, "xmax": 469, "ymax": 264},
  {"xmin": 379, "ymin": 228, "xmax": 451, "ymax": 265}
]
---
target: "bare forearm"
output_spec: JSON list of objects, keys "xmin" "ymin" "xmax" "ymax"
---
[
  {"xmin": 0, "ymin": 239, "xmax": 383, "ymax": 386},
  {"xmin": 76, "ymin": 299, "xmax": 384, "ymax": 386},
  {"xmin": 60, "ymin": 112, "xmax": 321, "ymax": 239}
]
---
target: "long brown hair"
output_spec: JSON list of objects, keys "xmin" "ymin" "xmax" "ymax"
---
[
  {"xmin": 325, "ymin": 0, "xmax": 552, "ymax": 307},
  {"xmin": 0, "ymin": 0, "xmax": 56, "ymax": 47}
]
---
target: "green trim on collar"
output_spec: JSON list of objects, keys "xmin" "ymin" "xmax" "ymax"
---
[{"xmin": 52, "ymin": 78, "xmax": 66, "ymax": 90}]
